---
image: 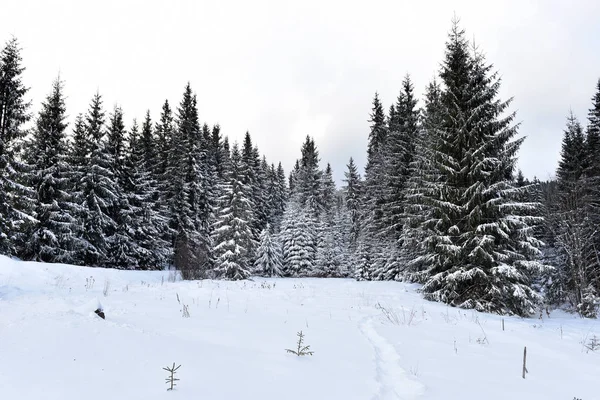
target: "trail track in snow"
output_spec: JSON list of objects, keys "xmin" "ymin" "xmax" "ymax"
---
[{"xmin": 359, "ymin": 316, "xmax": 425, "ymax": 400}]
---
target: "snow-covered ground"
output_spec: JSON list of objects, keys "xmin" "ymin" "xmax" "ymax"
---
[{"xmin": 0, "ymin": 256, "xmax": 597, "ymax": 400}]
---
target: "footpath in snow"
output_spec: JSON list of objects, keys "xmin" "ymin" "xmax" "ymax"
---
[{"xmin": 0, "ymin": 256, "xmax": 597, "ymax": 400}]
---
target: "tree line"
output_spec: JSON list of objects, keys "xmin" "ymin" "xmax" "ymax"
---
[{"xmin": 0, "ymin": 19, "xmax": 598, "ymax": 317}]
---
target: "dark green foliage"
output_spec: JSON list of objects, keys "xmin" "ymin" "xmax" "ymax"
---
[
  {"xmin": 285, "ymin": 331, "xmax": 314, "ymax": 356},
  {"xmin": 0, "ymin": 37, "xmax": 32, "ymax": 256},
  {"xmin": 402, "ymin": 20, "xmax": 544, "ymax": 316},
  {"xmin": 24, "ymin": 77, "xmax": 73, "ymax": 262}
]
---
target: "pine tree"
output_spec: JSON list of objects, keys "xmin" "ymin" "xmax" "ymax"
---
[
  {"xmin": 126, "ymin": 119, "xmax": 168, "ymax": 269},
  {"xmin": 155, "ymin": 100, "xmax": 174, "ymax": 182},
  {"xmin": 354, "ymin": 238, "xmax": 375, "ymax": 281},
  {"xmin": 296, "ymin": 136, "xmax": 323, "ymax": 216},
  {"xmin": 77, "ymin": 93, "xmax": 119, "ymax": 267},
  {"xmin": 169, "ymin": 83, "xmax": 211, "ymax": 278},
  {"xmin": 105, "ymin": 109, "xmax": 138, "ymax": 269},
  {"xmin": 24, "ymin": 77, "xmax": 73, "ymax": 262},
  {"xmin": 405, "ymin": 21, "xmax": 544, "ymax": 316},
  {"xmin": 280, "ymin": 200, "xmax": 316, "ymax": 277},
  {"xmin": 320, "ymin": 163, "xmax": 336, "ymax": 216},
  {"xmin": 0, "ymin": 37, "xmax": 32, "ymax": 256},
  {"xmin": 273, "ymin": 162, "xmax": 288, "ymax": 230},
  {"xmin": 240, "ymin": 132, "xmax": 260, "ymax": 246},
  {"xmin": 254, "ymin": 224, "xmax": 283, "ymax": 277},
  {"xmin": 64, "ymin": 114, "xmax": 90, "ymax": 264},
  {"xmin": 343, "ymin": 157, "xmax": 362, "ymax": 253},
  {"xmin": 401, "ymin": 79, "xmax": 444, "ymax": 271},
  {"xmin": 382, "ymin": 74, "xmax": 419, "ymax": 240},
  {"xmin": 363, "ymin": 92, "xmax": 388, "ymax": 238},
  {"xmin": 211, "ymin": 143, "xmax": 253, "ymax": 280},
  {"xmin": 552, "ymin": 112, "xmax": 598, "ymax": 316}
]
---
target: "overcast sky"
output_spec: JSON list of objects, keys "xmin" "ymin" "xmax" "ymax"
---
[{"xmin": 3, "ymin": 0, "xmax": 600, "ymax": 184}]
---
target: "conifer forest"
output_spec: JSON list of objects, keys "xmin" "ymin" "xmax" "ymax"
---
[{"xmin": 2, "ymin": 20, "xmax": 600, "ymax": 319}]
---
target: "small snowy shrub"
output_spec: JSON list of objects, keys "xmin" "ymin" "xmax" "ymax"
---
[
  {"xmin": 584, "ymin": 335, "xmax": 599, "ymax": 353},
  {"xmin": 286, "ymin": 331, "xmax": 314, "ymax": 356}
]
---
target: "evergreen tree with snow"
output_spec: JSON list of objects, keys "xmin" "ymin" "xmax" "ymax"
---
[
  {"xmin": 296, "ymin": 136, "xmax": 323, "ymax": 216},
  {"xmin": 280, "ymin": 200, "xmax": 317, "ymax": 277},
  {"xmin": 105, "ymin": 110, "xmax": 138, "ymax": 269},
  {"xmin": 343, "ymin": 157, "xmax": 362, "ymax": 252},
  {"xmin": 240, "ymin": 132, "xmax": 262, "ymax": 246},
  {"xmin": 0, "ymin": 37, "xmax": 32, "ymax": 256},
  {"xmin": 211, "ymin": 143, "xmax": 254, "ymax": 280},
  {"xmin": 404, "ymin": 20, "xmax": 544, "ymax": 316},
  {"xmin": 320, "ymin": 163, "xmax": 336, "ymax": 216},
  {"xmin": 382, "ymin": 74, "xmax": 419, "ymax": 241},
  {"xmin": 77, "ymin": 93, "xmax": 119, "ymax": 267},
  {"xmin": 169, "ymin": 83, "xmax": 211, "ymax": 278},
  {"xmin": 254, "ymin": 224, "xmax": 283, "ymax": 277},
  {"xmin": 550, "ymin": 112, "xmax": 598, "ymax": 316},
  {"xmin": 362, "ymin": 92, "xmax": 388, "ymax": 238},
  {"xmin": 24, "ymin": 77, "xmax": 73, "ymax": 262},
  {"xmin": 401, "ymin": 79, "xmax": 444, "ymax": 269},
  {"xmin": 354, "ymin": 238, "xmax": 375, "ymax": 281},
  {"xmin": 124, "ymin": 119, "xmax": 168, "ymax": 269}
]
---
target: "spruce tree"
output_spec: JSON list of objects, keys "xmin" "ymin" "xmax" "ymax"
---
[
  {"xmin": 0, "ymin": 37, "xmax": 32, "ymax": 256},
  {"xmin": 296, "ymin": 136, "xmax": 323, "ymax": 215},
  {"xmin": 382, "ymin": 74, "xmax": 419, "ymax": 240},
  {"xmin": 211, "ymin": 143, "xmax": 253, "ymax": 280},
  {"xmin": 126, "ymin": 119, "xmax": 168, "ymax": 269},
  {"xmin": 552, "ymin": 112, "xmax": 598, "ymax": 316},
  {"xmin": 254, "ymin": 224, "xmax": 283, "ymax": 277},
  {"xmin": 343, "ymin": 157, "xmax": 362, "ymax": 252},
  {"xmin": 362, "ymin": 92, "xmax": 388, "ymax": 238},
  {"xmin": 78, "ymin": 93, "xmax": 119, "ymax": 267},
  {"xmin": 280, "ymin": 200, "xmax": 316, "ymax": 277},
  {"xmin": 25, "ymin": 77, "xmax": 73, "ymax": 262},
  {"xmin": 105, "ymin": 109, "xmax": 138, "ymax": 269},
  {"xmin": 401, "ymin": 79, "xmax": 444, "ymax": 269},
  {"xmin": 405, "ymin": 21, "xmax": 544, "ymax": 316},
  {"xmin": 320, "ymin": 163, "xmax": 336, "ymax": 216},
  {"xmin": 169, "ymin": 83, "xmax": 211, "ymax": 278}
]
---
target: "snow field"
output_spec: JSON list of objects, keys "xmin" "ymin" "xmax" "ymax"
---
[{"xmin": 0, "ymin": 256, "xmax": 598, "ymax": 400}]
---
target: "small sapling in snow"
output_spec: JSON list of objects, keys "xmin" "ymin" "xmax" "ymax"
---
[
  {"xmin": 584, "ymin": 335, "xmax": 599, "ymax": 352},
  {"xmin": 286, "ymin": 330, "xmax": 314, "ymax": 356},
  {"xmin": 163, "ymin": 363, "xmax": 181, "ymax": 390}
]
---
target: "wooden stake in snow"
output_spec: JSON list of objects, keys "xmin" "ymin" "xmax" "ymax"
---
[
  {"xmin": 522, "ymin": 347, "xmax": 528, "ymax": 379},
  {"xmin": 502, "ymin": 318, "xmax": 504, "ymax": 331}
]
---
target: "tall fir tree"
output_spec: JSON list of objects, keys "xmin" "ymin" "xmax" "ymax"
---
[
  {"xmin": 552, "ymin": 112, "xmax": 598, "ymax": 316},
  {"xmin": 169, "ymin": 83, "xmax": 212, "ymax": 278},
  {"xmin": 0, "ymin": 37, "xmax": 32, "ymax": 256},
  {"xmin": 211, "ymin": 143, "xmax": 254, "ymax": 280},
  {"xmin": 295, "ymin": 136, "xmax": 323, "ymax": 216},
  {"xmin": 24, "ymin": 77, "xmax": 73, "ymax": 262},
  {"xmin": 254, "ymin": 224, "xmax": 283, "ymax": 277},
  {"xmin": 77, "ymin": 93, "xmax": 119, "ymax": 267},
  {"xmin": 104, "ymin": 108, "xmax": 137, "ymax": 269},
  {"xmin": 280, "ymin": 200, "xmax": 316, "ymax": 277},
  {"xmin": 404, "ymin": 21, "xmax": 544, "ymax": 316},
  {"xmin": 362, "ymin": 92, "xmax": 388, "ymax": 238},
  {"xmin": 382, "ymin": 74, "xmax": 419, "ymax": 241},
  {"xmin": 343, "ymin": 157, "xmax": 362, "ymax": 253}
]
